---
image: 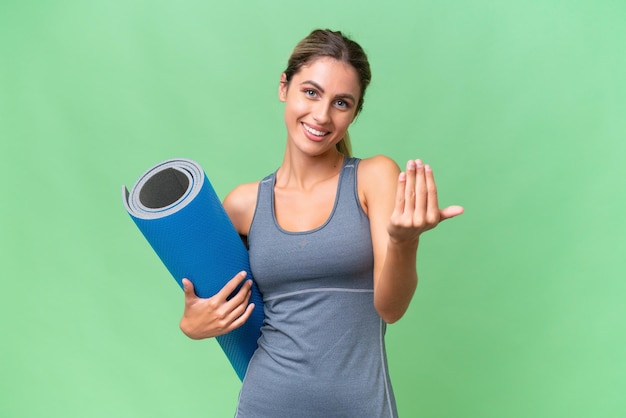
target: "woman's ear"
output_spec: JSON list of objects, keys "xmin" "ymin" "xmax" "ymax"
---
[{"xmin": 278, "ymin": 73, "xmax": 288, "ymax": 102}]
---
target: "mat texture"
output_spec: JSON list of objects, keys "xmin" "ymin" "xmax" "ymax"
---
[{"xmin": 122, "ymin": 158, "xmax": 263, "ymax": 381}]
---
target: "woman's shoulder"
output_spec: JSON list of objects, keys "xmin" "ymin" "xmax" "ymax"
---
[
  {"xmin": 356, "ymin": 155, "xmax": 401, "ymax": 214},
  {"xmin": 357, "ymin": 154, "xmax": 401, "ymax": 185},
  {"xmin": 357, "ymin": 154, "xmax": 399, "ymax": 170},
  {"xmin": 223, "ymin": 181, "xmax": 260, "ymax": 235}
]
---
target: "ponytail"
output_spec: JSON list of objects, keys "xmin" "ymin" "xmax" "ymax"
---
[{"xmin": 336, "ymin": 131, "xmax": 353, "ymax": 157}]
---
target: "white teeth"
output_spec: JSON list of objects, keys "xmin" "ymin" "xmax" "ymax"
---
[{"xmin": 303, "ymin": 123, "xmax": 328, "ymax": 136}]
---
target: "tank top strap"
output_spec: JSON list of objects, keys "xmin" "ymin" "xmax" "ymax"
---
[
  {"xmin": 251, "ymin": 172, "xmax": 276, "ymax": 226},
  {"xmin": 335, "ymin": 157, "xmax": 362, "ymax": 212}
]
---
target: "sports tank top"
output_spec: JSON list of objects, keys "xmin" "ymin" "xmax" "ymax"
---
[{"xmin": 235, "ymin": 157, "xmax": 398, "ymax": 418}]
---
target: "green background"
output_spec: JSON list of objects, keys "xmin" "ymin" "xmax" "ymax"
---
[{"xmin": 2, "ymin": 1, "xmax": 625, "ymax": 417}]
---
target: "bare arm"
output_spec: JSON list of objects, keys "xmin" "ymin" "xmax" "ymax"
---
[{"xmin": 361, "ymin": 156, "xmax": 464, "ymax": 323}]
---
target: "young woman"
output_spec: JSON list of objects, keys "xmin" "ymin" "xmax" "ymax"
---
[{"xmin": 179, "ymin": 29, "xmax": 463, "ymax": 417}]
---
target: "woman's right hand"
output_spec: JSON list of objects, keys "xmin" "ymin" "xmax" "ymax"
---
[{"xmin": 179, "ymin": 271, "xmax": 255, "ymax": 340}]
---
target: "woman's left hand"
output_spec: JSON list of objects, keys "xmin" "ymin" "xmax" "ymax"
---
[{"xmin": 388, "ymin": 159, "xmax": 464, "ymax": 245}]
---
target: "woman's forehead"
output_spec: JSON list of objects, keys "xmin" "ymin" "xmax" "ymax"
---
[{"xmin": 294, "ymin": 57, "xmax": 361, "ymax": 96}]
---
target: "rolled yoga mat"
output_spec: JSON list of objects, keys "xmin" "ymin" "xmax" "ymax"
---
[{"xmin": 122, "ymin": 158, "xmax": 264, "ymax": 381}]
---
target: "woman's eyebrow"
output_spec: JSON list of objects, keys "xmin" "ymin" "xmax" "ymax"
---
[
  {"xmin": 300, "ymin": 80, "xmax": 325, "ymax": 93},
  {"xmin": 300, "ymin": 80, "xmax": 356, "ymax": 103}
]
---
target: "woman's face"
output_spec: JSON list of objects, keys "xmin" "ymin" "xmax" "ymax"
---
[{"xmin": 279, "ymin": 57, "xmax": 361, "ymax": 156}]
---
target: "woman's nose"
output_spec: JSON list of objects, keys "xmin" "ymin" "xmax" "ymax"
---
[{"xmin": 312, "ymin": 101, "xmax": 331, "ymax": 124}]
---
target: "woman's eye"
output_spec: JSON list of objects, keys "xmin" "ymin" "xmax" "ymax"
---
[
  {"xmin": 335, "ymin": 100, "xmax": 350, "ymax": 109},
  {"xmin": 304, "ymin": 89, "xmax": 317, "ymax": 98}
]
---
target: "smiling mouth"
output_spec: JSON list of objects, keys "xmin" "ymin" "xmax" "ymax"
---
[{"xmin": 302, "ymin": 122, "xmax": 330, "ymax": 137}]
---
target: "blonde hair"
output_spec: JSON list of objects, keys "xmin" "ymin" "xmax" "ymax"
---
[
  {"xmin": 283, "ymin": 29, "xmax": 371, "ymax": 157},
  {"xmin": 336, "ymin": 132, "xmax": 352, "ymax": 157}
]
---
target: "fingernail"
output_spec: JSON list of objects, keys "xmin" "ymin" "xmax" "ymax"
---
[
  {"xmin": 425, "ymin": 164, "xmax": 432, "ymax": 171},
  {"xmin": 407, "ymin": 160, "xmax": 415, "ymax": 170},
  {"xmin": 415, "ymin": 159, "xmax": 423, "ymax": 168}
]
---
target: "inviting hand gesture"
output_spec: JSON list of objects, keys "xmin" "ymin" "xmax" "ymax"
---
[{"xmin": 388, "ymin": 159, "xmax": 464, "ymax": 245}]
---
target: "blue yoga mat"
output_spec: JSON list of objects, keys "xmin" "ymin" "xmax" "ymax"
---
[{"xmin": 122, "ymin": 158, "xmax": 264, "ymax": 381}]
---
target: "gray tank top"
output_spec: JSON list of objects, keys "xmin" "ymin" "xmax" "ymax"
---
[{"xmin": 236, "ymin": 157, "xmax": 398, "ymax": 418}]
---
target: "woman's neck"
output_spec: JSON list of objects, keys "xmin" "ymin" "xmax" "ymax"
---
[{"xmin": 276, "ymin": 147, "xmax": 345, "ymax": 191}]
